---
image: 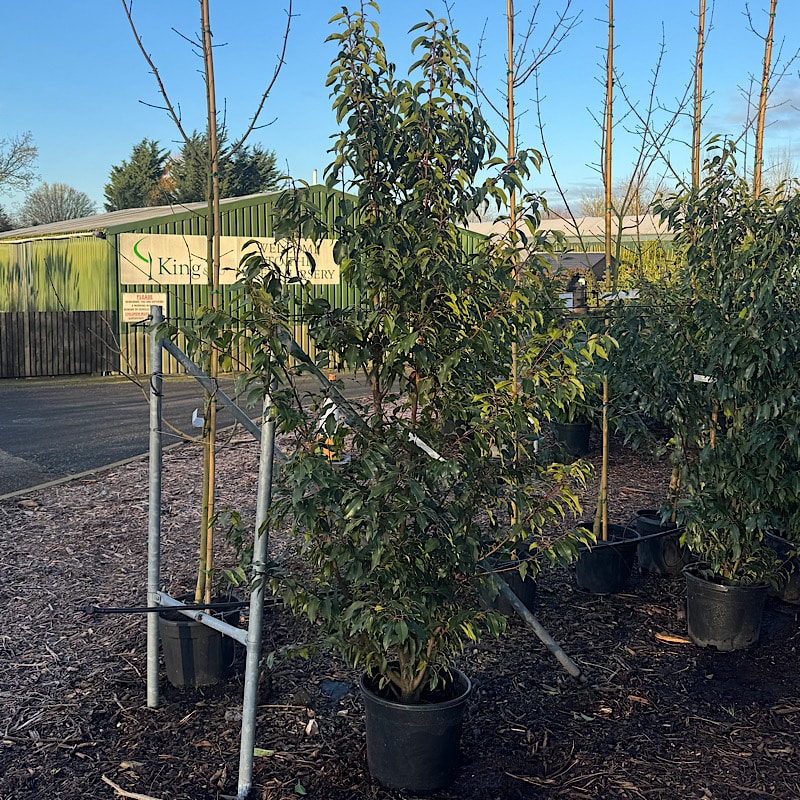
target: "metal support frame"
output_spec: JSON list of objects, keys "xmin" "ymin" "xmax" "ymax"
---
[
  {"xmin": 146, "ymin": 306, "xmax": 277, "ymax": 798},
  {"xmin": 145, "ymin": 316, "xmax": 581, "ymax": 795},
  {"xmin": 155, "ymin": 591, "xmax": 248, "ymax": 645},
  {"xmin": 160, "ymin": 338, "xmax": 265, "ymax": 444},
  {"xmin": 238, "ymin": 389, "xmax": 276, "ymax": 798}
]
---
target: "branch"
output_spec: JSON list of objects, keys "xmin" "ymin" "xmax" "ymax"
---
[
  {"xmin": 101, "ymin": 774, "xmax": 165, "ymax": 800},
  {"xmin": 455, "ymin": 1, "xmax": 580, "ymax": 158},
  {"xmin": 120, "ymin": 0, "xmax": 193, "ymax": 148},
  {"xmin": 230, "ymin": 0, "xmax": 294, "ymax": 156},
  {"xmin": 532, "ymin": 69, "xmax": 587, "ymax": 245},
  {"xmin": 613, "ymin": 36, "xmax": 693, "ymax": 195},
  {"xmin": 513, "ymin": 0, "xmax": 581, "ymax": 88}
]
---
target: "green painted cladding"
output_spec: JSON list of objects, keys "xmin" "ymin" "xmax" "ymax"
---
[
  {"xmin": 111, "ymin": 188, "xmax": 358, "ymax": 373},
  {"xmin": 0, "ymin": 237, "xmax": 115, "ymax": 312},
  {"xmin": 0, "ymin": 188, "xmax": 486, "ymax": 375}
]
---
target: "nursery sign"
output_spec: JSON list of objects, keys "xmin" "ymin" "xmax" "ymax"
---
[{"xmin": 118, "ymin": 233, "xmax": 339, "ymax": 286}]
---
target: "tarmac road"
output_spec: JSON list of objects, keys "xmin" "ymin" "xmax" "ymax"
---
[{"xmin": 0, "ymin": 373, "xmax": 367, "ymax": 498}]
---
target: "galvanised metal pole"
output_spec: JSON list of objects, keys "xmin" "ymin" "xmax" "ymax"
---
[
  {"xmin": 147, "ymin": 305, "xmax": 164, "ymax": 708},
  {"xmin": 160, "ymin": 338, "xmax": 285, "ymax": 460},
  {"xmin": 238, "ymin": 385, "xmax": 276, "ymax": 798}
]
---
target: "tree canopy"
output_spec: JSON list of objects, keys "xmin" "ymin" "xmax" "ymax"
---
[
  {"xmin": 104, "ymin": 138, "xmax": 169, "ymax": 211},
  {"xmin": 0, "ymin": 131, "xmax": 38, "ymax": 195},
  {"xmin": 104, "ymin": 133, "xmax": 281, "ymax": 210},
  {"xmin": 18, "ymin": 182, "xmax": 96, "ymax": 226},
  {"xmin": 167, "ymin": 132, "xmax": 281, "ymax": 204}
]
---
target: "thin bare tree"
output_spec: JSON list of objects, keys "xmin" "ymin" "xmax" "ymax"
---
[
  {"xmin": 460, "ymin": 1, "xmax": 581, "ymax": 441},
  {"xmin": 752, "ymin": 0, "xmax": 778, "ymax": 197},
  {"xmin": 692, "ymin": 0, "xmax": 707, "ymax": 188},
  {"xmin": 738, "ymin": 1, "xmax": 798, "ymax": 187},
  {"xmin": 121, "ymin": 0, "xmax": 293, "ymax": 605},
  {"xmin": 0, "ymin": 132, "xmax": 38, "ymax": 194},
  {"xmin": 533, "ymin": 17, "xmax": 692, "ymax": 282}
]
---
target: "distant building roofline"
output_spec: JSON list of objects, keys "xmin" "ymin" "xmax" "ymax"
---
[
  {"xmin": 0, "ymin": 186, "xmax": 337, "ymax": 242},
  {"xmin": 469, "ymin": 212, "xmax": 670, "ymax": 241}
]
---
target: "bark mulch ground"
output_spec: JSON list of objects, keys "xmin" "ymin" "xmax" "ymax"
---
[{"xmin": 1, "ymin": 429, "xmax": 798, "ymax": 800}]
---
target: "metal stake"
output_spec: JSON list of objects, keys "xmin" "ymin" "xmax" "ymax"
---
[
  {"xmin": 238, "ymin": 387, "xmax": 276, "ymax": 798},
  {"xmin": 147, "ymin": 305, "xmax": 164, "ymax": 708}
]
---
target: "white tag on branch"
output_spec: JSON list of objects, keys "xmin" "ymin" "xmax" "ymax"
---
[
  {"xmin": 316, "ymin": 398, "xmax": 346, "ymax": 433},
  {"xmin": 693, "ymin": 374, "xmax": 713, "ymax": 383},
  {"xmin": 191, "ymin": 408, "xmax": 205, "ymax": 427}
]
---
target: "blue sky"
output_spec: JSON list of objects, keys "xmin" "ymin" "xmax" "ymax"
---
[{"xmin": 1, "ymin": 1, "xmax": 798, "ymax": 216}]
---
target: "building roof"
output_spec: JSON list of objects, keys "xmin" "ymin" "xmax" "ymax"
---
[
  {"xmin": 0, "ymin": 191, "xmax": 286, "ymax": 241},
  {"xmin": 470, "ymin": 213, "xmax": 670, "ymax": 242}
]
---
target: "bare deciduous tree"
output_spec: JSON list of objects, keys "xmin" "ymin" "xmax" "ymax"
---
[
  {"xmin": 692, "ymin": 0, "xmax": 709, "ymax": 188},
  {"xmin": 752, "ymin": 0, "xmax": 778, "ymax": 197},
  {"xmin": 738, "ymin": 0, "xmax": 799, "ymax": 189},
  {"xmin": 0, "ymin": 131, "xmax": 38, "ymax": 194},
  {"xmin": 18, "ymin": 182, "xmax": 96, "ymax": 226},
  {"xmin": 121, "ymin": 0, "xmax": 293, "ymax": 611}
]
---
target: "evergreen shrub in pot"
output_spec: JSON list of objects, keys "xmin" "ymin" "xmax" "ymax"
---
[
  {"xmin": 604, "ymin": 282, "xmax": 699, "ymax": 576},
  {"xmin": 550, "ymin": 364, "xmax": 600, "ymax": 458},
  {"xmin": 656, "ymin": 142, "xmax": 800, "ymax": 649},
  {"xmin": 260, "ymin": 6, "xmax": 608, "ymax": 790}
]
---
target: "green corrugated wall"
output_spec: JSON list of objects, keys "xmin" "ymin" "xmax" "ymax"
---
[
  {"xmin": 0, "ymin": 237, "xmax": 115, "ymax": 312},
  {"xmin": 0, "ymin": 187, "xmax": 487, "ymax": 375}
]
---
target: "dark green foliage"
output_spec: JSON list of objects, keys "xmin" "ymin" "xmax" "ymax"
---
[
  {"xmin": 0, "ymin": 204, "xmax": 13, "ymax": 231},
  {"xmin": 651, "ymin": 141, "xmax": 800, "ymax": 584},
  {"xmin": 168, "ymin": 131, "xmax": 280, "ymax": 204},
  {"xmin": 105, "ymin": 134, "xmax": 281, "ymax": 210},
  {"xmin": 178, "ymin": 5, "xmax": 612, "ymax": 705},
  {"xmin": 253, "ymin": 5, "xmax": 608, "ymax": 704},
  {"xmin": 104, "ymin": 138, "xmax": 169, "ymax": 211}
]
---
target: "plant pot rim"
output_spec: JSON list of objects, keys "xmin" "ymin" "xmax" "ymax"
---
[
  {"xmin": 631, "ymin": 510, "xmax": 684, "ymax": 541},
  {"xmin": 577, "ymin": 520, "xmax": 640, "ymax": 550},
  {"xmin": 635, "ymin": 508, "xmax": 679, "ymax": 525},
  {"xmin": 158, "ymin": 592, "xmax": 244, "ymax": 624},
  {"xmin": 683, "ymin": 564, "xmax": 768, "ymax": 591},
  {"xmin": 360, "ymin": 668, "xmax": 472, "ymax": 711},
  {"xmin": 765, "ymin": 529, "xmax": 799, "ymax": 544}
]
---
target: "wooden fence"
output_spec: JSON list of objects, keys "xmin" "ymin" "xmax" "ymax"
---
[{"xmin": 0, "ymin": 311, "xmax": 119, "ymax": 378}]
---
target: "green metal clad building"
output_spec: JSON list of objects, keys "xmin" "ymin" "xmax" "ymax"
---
[{"xmin": 0, "ymin": 188, "xmax": 485, "ymax": 378}]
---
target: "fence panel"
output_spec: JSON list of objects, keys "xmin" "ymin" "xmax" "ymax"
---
[{"xmin": 0, "ymin": 311, "xmax": 118, "ymax": 378}]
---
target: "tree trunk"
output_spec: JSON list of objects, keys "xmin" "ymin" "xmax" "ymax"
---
[
  {"xmin": 753, "ymin": 0, "xmax": 777, "ymax": 197},
  {"xmin": 195, "ymin": 0, "xmax": 222, "ymax": 604},
  {"xmin": 691, "ymin": 0, "xmax": 706, "ymax": 189}
]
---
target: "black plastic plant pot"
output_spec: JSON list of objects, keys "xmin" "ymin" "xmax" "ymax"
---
[
  {"xmin": 159, "ymin": 597, "xmax": 241, "ymax": 689},
  {"xmin": 634, "ymin": 509, "xmax": 690, "ymax": 577},
  {"xmin": 684, "ymin": 569, "xmax": 767, "ymax": 651},
  {"xmin": 575, "ymin": 523, "xmax": 638, "ymax": 594},
  {"xmin": 492, "ymin": 561, "xmax": 537, "ymax": 617},
  {"xmin": 764, "ymin": 531, "xmax": 800, "ymax": 605},
  {"xmin": 552, "ymin": 421, "xmax": 592, "ymax": 457},
  {"xmin": 360, "ymin": 669, "xmax": 472, "ymax": 793}
]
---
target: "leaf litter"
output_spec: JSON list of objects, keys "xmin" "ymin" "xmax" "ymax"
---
[{"xmin": 0, "ymin": 429, "xmax": 798, "ymax": 799}]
